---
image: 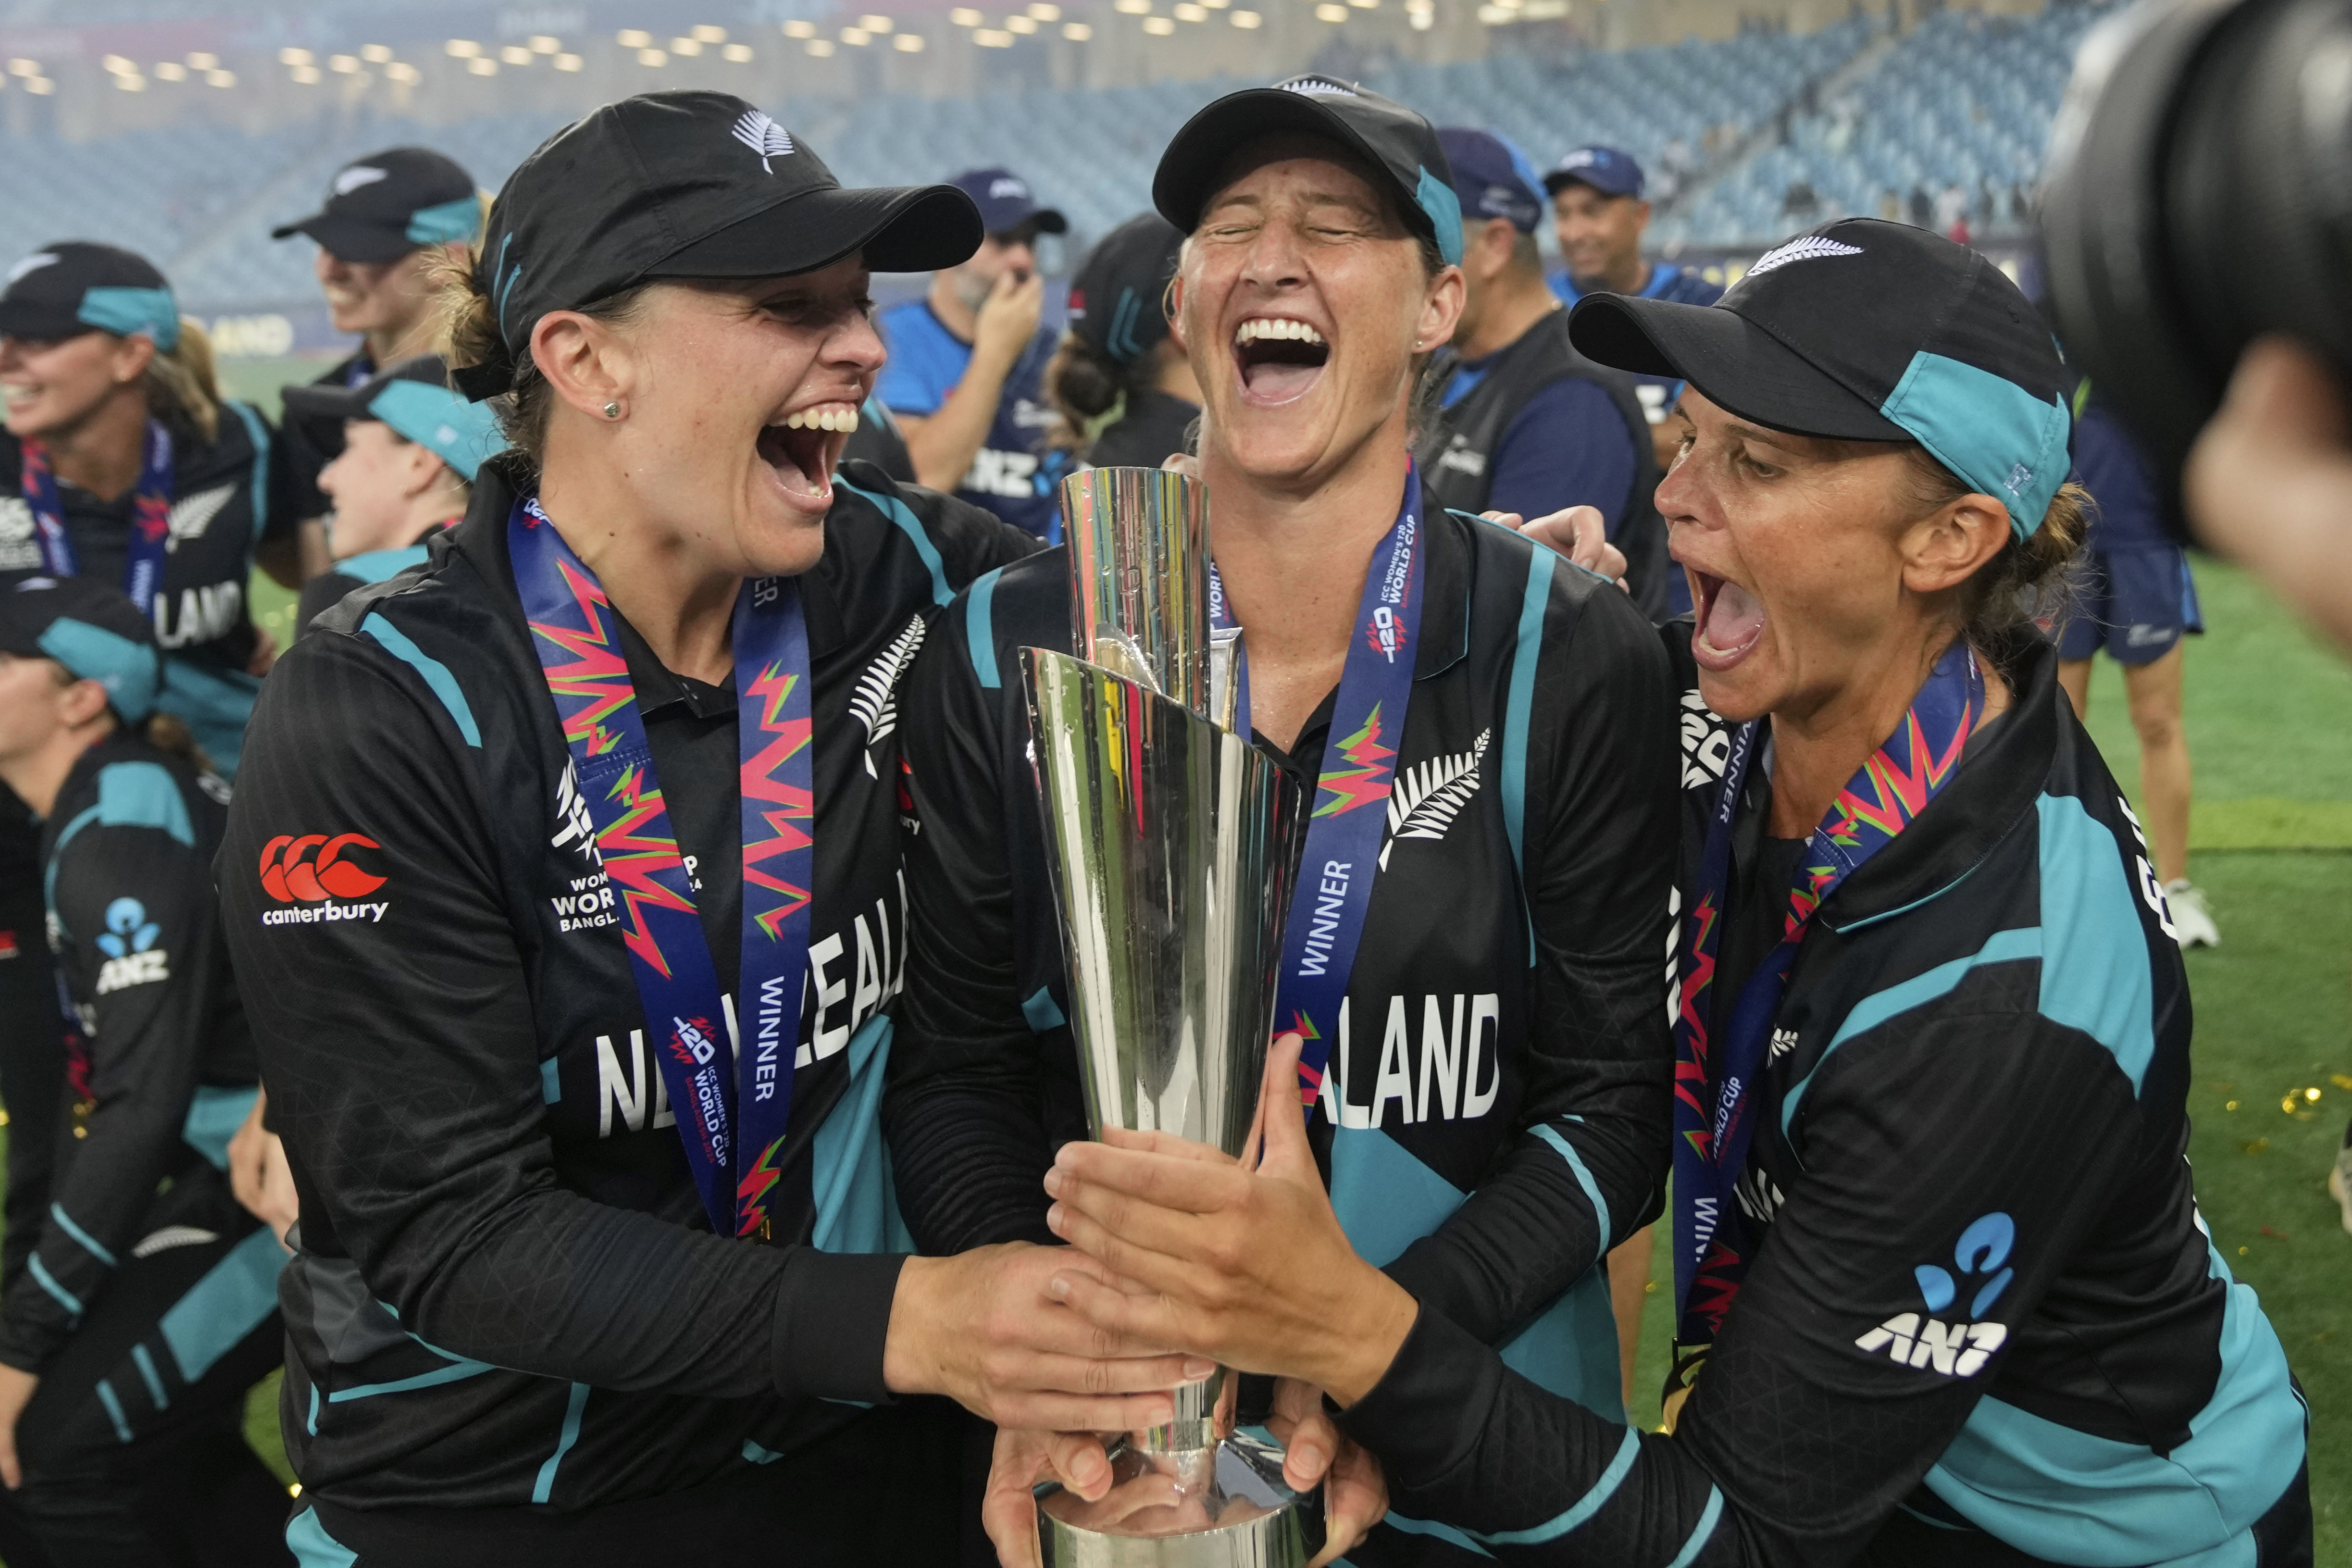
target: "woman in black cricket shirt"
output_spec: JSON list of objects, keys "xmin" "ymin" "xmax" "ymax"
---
[
  {"xmin": 1037, "ymin": 221, "xmax": 2313, "ymax": 1567},
  {"xmin": 884, "ymin": 79, "xmax": 1679, "ymax": 1566},
  {"xmin": 216, "ymin": 91, "xmax": 1209, "ymax": 1566}
]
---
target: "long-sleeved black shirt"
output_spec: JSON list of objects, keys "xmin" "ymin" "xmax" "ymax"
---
[
  {"xmin": 216, "ymin": 458, "xmax": 1036, "ymax": 1517},
  {"xmin": 1332, "ymin": 634, "xmax": 2311, "ymax": 1568},
  {"xmin": 885, "ymin": 498, "xmax": 1680, "ymax": 1563}
]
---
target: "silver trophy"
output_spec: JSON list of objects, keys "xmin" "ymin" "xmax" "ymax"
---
[{"xmin": 1022, "ymin": 468, "xmax": 1312, "ymax": 1567}]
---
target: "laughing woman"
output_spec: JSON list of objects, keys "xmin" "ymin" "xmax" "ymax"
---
[
  {"xmin": 884, "ymin": 79, "xmax": 1679, "ymax": 1567},
  {"xmin": 215, "ymin": 92, "xmax": 1204, "ymax": 1566},
  {"xmin": 1039, "ymin": 221, "xmax": 2314, "ymax": 1567}
]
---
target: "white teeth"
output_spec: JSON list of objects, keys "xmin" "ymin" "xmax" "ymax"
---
[
  {"xmin": 1233, "ymin": 318, "xmax": 1325, "ymax": 347},
  {"xmin": 781, "ymin": 405, "xmax": 859, "ymax": 433}
]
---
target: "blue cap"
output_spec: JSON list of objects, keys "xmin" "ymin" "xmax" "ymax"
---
[
  {"xmin": 1543, "ymin": 146, "xmax": 1646, "ymax": 201},
  {"xmin": 1437, "ymin": 128, "xmax": 1546, "ymax": 233},
  {"xmin": 0, "ymin": 577, "xmax": 162, "ymax": 723},
  {"xmin": 947, "ymin": 168, "xmax": 1068, "ymax": 239}
]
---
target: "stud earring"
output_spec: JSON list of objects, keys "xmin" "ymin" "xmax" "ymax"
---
[{"xmin": 603, "ymin": 402, "xmax": 622, "ymax": 420}]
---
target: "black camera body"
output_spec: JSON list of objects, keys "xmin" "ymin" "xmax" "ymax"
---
[{"xmin": 2041, "ymin": 0, "xmax": 2352, "ymax": 534}]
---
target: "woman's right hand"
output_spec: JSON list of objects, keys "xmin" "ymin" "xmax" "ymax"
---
[
  {"xmin": 981, "ymin": 1426, "xmax": 1119, "ymax": 1568},
  {"xmin": 1489, "ymin": 504, "xmax": 1631, "ymax": 588},
  {"xmin": 883, "ymin": 1241, "xmax": 1214, "ymax": 1432},
  {"xmin": 227, "ymin": 1089, "xmax": 298, "ymax": 1249}
]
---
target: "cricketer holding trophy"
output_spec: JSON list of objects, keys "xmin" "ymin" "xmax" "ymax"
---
[{"xmin": 887, "ymin": 78, "xmax": 1679, "ymax": 1567}]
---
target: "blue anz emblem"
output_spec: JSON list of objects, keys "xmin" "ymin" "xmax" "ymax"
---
[
  {"xmin": 1853, "ymin": 1211, "xmax": 2015, "ymax": 1378},
  {"xmin": 96, "ymin": 898, "xmax": 159, "ymax": 958}
]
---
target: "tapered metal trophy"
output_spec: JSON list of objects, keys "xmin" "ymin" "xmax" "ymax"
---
[{"xmin": 1022, "ymin": 468, "xmax": 1313, "ymax": 1567}]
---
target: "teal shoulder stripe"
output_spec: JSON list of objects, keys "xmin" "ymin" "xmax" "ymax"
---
[
  {"xmin": 1531, "ymin": 1125, "xmax": 1612, "ymax": 1256},
  {"xmin": 43, "ymin": 802, "xmax": 103, "ymax": 921},
  {"xmin": 1022, "ymin": 985, "xmax": 1065, "ymax": 1033},
  {"xmin": 743, "ymin": 1437, "xmax": 786, "ymax": 1464},
  {"xmin": 1664, "ymin": 1488, "xmax": 1725, "ymax": 1568},
  {"xmin": 540, "ymin": 1057, "xmax": 562, "ymax": 1104},
  {"xmin": 286, "ymin": 1507, "xmax": 360, "ymax": 1568},
  {"xmin": 98, "ymin": 760, "xmax": 194, "ymax": 846},
  {"xmin": 227, "ymin": 401, "xmax": 271, "ymax": 540},
  {"xmin": 840, "ymin": 477, "xmax": 954, "ymax": 607},
  {"xmin": 336, "ymin": 544, "xmax": 431, "ymax": 587},
  {"xmin": 968, "ymin": 565, "xmax": 1007, "ymax": 689},
  {"xmin": 1784, "ymin": 926, "xmax": 2042, "ymax": 1138},
  {"xmin": 531, "ymin": 1381, "xmax": 591, "ymax": 1503},
  {"xmin": 159, "ymin": 1226, "xmax": 286, "ymax": 1382},
  {"xmin": 326, "ymin": 1357, "xmax": 498, "ymax": 1402},
  {"xmin": 1377, "ymin": 1512, "xmax": 1494, "ymax": 1556},
  {"xmin": 27, "ymin": 1255, "xmax": 82, "ymax": 1318},
  {"xmin": 183, "ymin": 1083, "xmax": 259, "ymax": 1171},
  {"xmin": 2033, "ymin": 794, "xmax": 2158, "ymax": 1092},
  {"xmin": 131, "ymin": 1343, "xmax": 169, "ymax": 1410},
  {"xmin": 1474, "ymin": 1424, "xmax": 1641, "ymax": 1545},
  {"xmin": 361, "ymin": 612, "xmax": 482, "ymax": 747},
  {"xmin": 1501, "ymin": 545, "xmax": 1554, "ymax": 963},
  {"xmin": 49, "ymin": 1203, "xmax": 117, "ymax": 1269},
  {"xmin": 95, "ymin": 1379, "xmax": 133, "ymax": 1443}
]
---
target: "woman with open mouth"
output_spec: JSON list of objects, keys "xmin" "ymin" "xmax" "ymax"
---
[
  {"xmin": 212, "ymin": 90, "xmax": 1211, "ymax": 1565},
  {"xmin": 885, "ymin": 77, "xmax": 1680, "ymax": 1567},
  {"xmin": 1036, "ymin": 219, "xmax": 2314, "ymax": 1566}
]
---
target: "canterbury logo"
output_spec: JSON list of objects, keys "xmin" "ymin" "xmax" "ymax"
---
[
  {"xmin": 258, "ymin": 833, "xmax": 386, "ymax": 902},
  {"xmin": 732, "ymin": 110, "xmax": 796, "ymax": 173},
  {"xmin": 1744, "ymin": 236, "xmax": 1863, "ymax": 277}
]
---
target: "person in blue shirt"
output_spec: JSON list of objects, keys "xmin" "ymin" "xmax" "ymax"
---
[
  {"xmin": 2053, "ymin": 390, "xmax": 2218, "ymax": 947},
  {"xmin": 1543, "ymin": 147, "xmax": 1724, "ymax": 484},
  {"xmin": 875, "ymin": 167, "xmax": 1073, "ymax": 538},
  {"xmin": 1415, "ymin": 129, "xmax": 1670, "ymax": 619}
]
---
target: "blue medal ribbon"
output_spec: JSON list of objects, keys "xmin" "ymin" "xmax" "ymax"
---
[
  {"xmin": 1670, "ymin": 640, "xmax": 1984, "ymax": 1349},
  {"xmin": 21, "ymin": 420, "xmax": 175, "ymax": 615},
  {"xmin": 508, "ymin": 497, "xmax": 815, "ymax": 1239},
  {"xmin": 1210, "ymin": 463, "xmax": 1427, "ymax": 1105}
]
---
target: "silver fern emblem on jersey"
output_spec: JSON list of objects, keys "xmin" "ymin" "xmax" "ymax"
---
[
  {"xmin": 732, "ymin": 110, "xmax": 796, "ymax": 172},
  {"xmin": 1380, "ymin": 728, "xmax": 1489, "ymax": 870},
  {"xmin": 166, "ymin": 484, "xmax": 235, "ymax": 549},
  {"xmin": 850, "ymin": 614, "xmax": 926, "ymax": 778},
  {"xmin": 1744, "ymin": 236, "xmax": 1863, "ymax": 278}
]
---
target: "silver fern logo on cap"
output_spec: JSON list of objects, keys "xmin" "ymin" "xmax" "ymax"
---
[
  {"xmin": 1744, "ymin": 236, "xmax": 1864, "ymax": 278},
  {"xmin": 1282, "ymin": 76, "xmax": 1357, "ymax": 97},
  {"xmin": 732, "ymin": 110, "xmax": 796, "ymax": 173}
]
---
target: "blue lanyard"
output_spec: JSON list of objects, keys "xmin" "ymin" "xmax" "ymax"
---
[
  {"xmin": 1671, "ymin": 641, "xmax": 1984, "ymax": 1346},
  {"xmin": 21, "ymin": 421, "xmax": 175, "ymax": 615},
  {"xmin": 508, "ymin": 497, "xmax": 815, "ymax": 1239},
  {"xmin": 1211, "ymin": 463, "xmax": 1428, "ymax": 1106}
]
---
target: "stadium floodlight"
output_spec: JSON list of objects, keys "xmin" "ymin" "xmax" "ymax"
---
[
  {"xmin": 103, "ymin": 54, "xmax": 135, "ymax": 74},
  {"xmin": 188, "ymin": 52, "xmax": 218, "ymax": 68},
  {"xmin": 1115, "ymin": 0, "xmax": 1152, "ymax": 14},
  {"xmin": 331, "ymin": 54, "xmax": 360, "ymax": 72},
  {"xmin": 693, "ymin": 25, "xmax": 728, "ymax": 42},
  {"xmin": 1314, "ymin": 3, "xmax": 1348, "ymax": 19},
  {"xmin": 1174, "ymin": 3, "xmax": 1206, "ymax": 19},
  {"xmin": 1407, "ymin": 4, "xmax": 1433, "ymax": 26},
  {"xmin": 361, "ymin": 44, "xmax": 393, "ymax": 62},
  {"xmin": 617, "ymin": 30, "xmax": 652, "ymax": 47},
  {"xmin": 1006, "ymin": 15, "xmax": 1039, "ymax": 33},
  {"xmin": 279, "ymin": 48, "xmax": 313, "ymax": 65},
  {"xmin": 859, "ymin": 14, "xmax": 895, "ymax": 31},
  {"xmin": 554, "ymin": 53, "xmax": 584, "ymax": 70},
  {"xmin": 387, "ymin": 61, "xmax": 422, "ymax": 82},
  {"xmin": 1029, "ymin": 2, "xmax": 1061, "ymax": 17},
  {"xmin": 949, "ymin": 8, "xmax": 983, "ymax": 22},
  {"xmin": 1143, "ymin": 15, "xmax": 1177, "ymax": 32},
  {"xmin": 638, "ymin": 47, "xmax": 667, "ymax": 64},
  {"xmin": 114, "ymin": 73, "xmax": 146, "ymax": 91},
  {"xmin": 445, "ymin": 39, "xmax": 481, "ymax": 57},
  {"xmin": 204, "ymin": 69, "xmax": 233, "ymax": 87},
  {"xmin": 1230, "ymin": 9, "xmax": 1262, "ymax": 23},
  {"xmin": 894, "ymin": 32, "xmax": 925, "ymax": 50},
  {"xmin": 671, "ymin": 37, "xmax": 704, "ymax": 55},
  {"xmin": 155, "ymin": 62, "xmax": 187, "ymax": 80},
  {"xmin": 840, "ymin": 27, "xmax": 871, "ymax": 45},
  {"xmin": 723, "ymin": 42, "xmax": 754, "ymax": 60},
  {"xmin": 469, "ymin": 57, "xmax": 498, "ymax": 74},
  {"xmin": 26, "ymin": 75, "xmax": 53, "ymax": 93},
  {"xmin": 785, "ymin": 20, "xmax": 819, "ymax": 37},
  {"xmin": 1350, "ymin": 0, "xmax": 1378, "ymax": 10},
  {"xmin": 805, "ymin": 37, "xmax": 836, "ymax": 55},
  {"xmin": 528, "ymin": 36, "xmax": 559, "ymax": 53},
  {"xmin": 1063, "ymin": 20, "xmax": 1093, "ymax": 37},
  {"xmin": 502, "ymin": 46, "xmax": 533, "ymax": 64},
  {"xmin": 291, "ymin": 63, "xmax": 322, "ymax": 83},
  {"xmin": 975, "ymin": 27, "xmax": 1014, "ymax": 44}
]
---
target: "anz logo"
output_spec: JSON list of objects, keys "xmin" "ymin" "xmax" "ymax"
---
[{"xmin": 1854, "ymin": 1211, "xmax": 2015, "ymax": 1378}]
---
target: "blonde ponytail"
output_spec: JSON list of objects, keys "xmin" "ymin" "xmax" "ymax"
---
[{"xmin": 143, "ymin": 317, "xmax": 221, "ymax": 444}]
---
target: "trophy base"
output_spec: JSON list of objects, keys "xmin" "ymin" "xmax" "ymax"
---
[{"xmin": 1036, "ymin": 1431, "xmax": 1317, "ymax": 1567}]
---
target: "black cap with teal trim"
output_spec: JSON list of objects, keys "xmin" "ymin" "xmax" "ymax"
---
[
  {"xmin": 281, "ymin": 355, "xmax": 504, "ymax": 481},
  {"xmin": 1151, "ymin": 76, "xmax": 1465, "ymax": 266},
  {"xmin": 0, "ymin": 243, "xmax": 179, "ymax": 350},
  {"xmin": 1568, "ymin": 218, "xmax": 2072, "ymax": 537},
  {"xmin": 272, "ymin": 147, "xmax": 481, "ymax": 265},
  {"xmin": 0, "ymin": 577, "xmax": 162, "ymax": 723}
]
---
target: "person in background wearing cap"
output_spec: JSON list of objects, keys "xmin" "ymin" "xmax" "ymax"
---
[
  {"xmin": 280, "ymin": 353, "xmax": 504, "ymax": 639},
  {"xmin": 0, "ymin": 576, "xmax": 288, "ymax": 1567},
  {"xmin": 876, "ymin": 167, "xmax": 1073, "ymax": 538},
  {"xmin": 884, "ymin": 75, "xmax": 1677, "ymax": 1568},
  {"xmin": 1046, "ymin": 212, "xmax": 1200, "ymax": 469},
  {"xmin": 1418, "ymin": 129, "xmax": 1670, "ymax": 620},
  {"xmin": 1546, "ymin": 146, "xmax": 1725, "ymax": 558},
  {"xmin": 216, "ymin": 90, "xmax": 1206, "ymax": 1565},
  {"xmin": 1036, "ymin": 219, "xmax": 2313, "ymax": 1566},
  {"xmin": 273, "ymin": 148, "xmax": 484, "ymax": 580}
]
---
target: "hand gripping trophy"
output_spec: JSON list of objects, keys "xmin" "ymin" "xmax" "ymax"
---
[{"xmin": 1021, "ymin": 467, "xmax": 1314, "ymax": 1566}]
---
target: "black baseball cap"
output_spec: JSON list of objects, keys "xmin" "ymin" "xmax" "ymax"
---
[
  {"xmin": 1437, "ymin": 128, "xmax": 1546, "ymax": 234},
  {"xmin": 282, "ymin": 356, "xmax": 505, "ymax": 481},
  {"xmin": 273, "ymin": 148, "xmax": 482, "ymax": 265},
  {"xmin": 0, "ymin": 576, "xmax": 161, "ymax": 723},
  {"xmin": 1569, "ymin": 218, "xmax": 2072, "ymax": 536},
  {"xmin": 1153, "ymin": 76, "xmax": 1464, "ymax": 266},
  {"xmin": 1068, "ymin": 213, "xmax": 1184, "ymax": 365},
  {"xmin": 948, "ymin": 168, "xmax": 1068, "ymax": 238},
  {"xmin": 456, "ymin": 91, "xmax": 982, "ymax": 400},
  {"xmin": 0, "ymin": 243, "xmax": 180, "ymax": 349},
  {"xmin": 1542, "ymin": 146, "xmax": 1645, "ymax": 200}
]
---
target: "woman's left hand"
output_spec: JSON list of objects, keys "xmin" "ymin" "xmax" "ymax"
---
[
  {"xmin": 1268, "ymin": 1376, "xmax": 1389, "ymax": 1566},
  {"xmin": 0, "ymin": 1362, "xmax": 39, "ymax": 1488},
  {"xmin": 1042, "ymin": 1034, "xmax": 1419, "ymax": 1407},
  {"xmin": 1485, "ymin": 505, "xmax": 1631, "ymax": 589}
]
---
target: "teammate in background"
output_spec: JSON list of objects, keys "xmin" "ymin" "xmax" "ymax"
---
[
  {"xmin": 1545, "ymin": 145, "xmax": 1724, "ymax": 540},
  {"xmin": 877, "ymin": 167, "xmax": 1072, "ymax": 537},
  {"xmin": 1047, "ymin": 212, "xmax": 1200, "ymax": 470},
  {"xmin": 0, "ymin": 577, "xmax": 288, "ymax": 1567},
  {"xmin": 279, "ymin": 354, "xmax": 502, "ymax": 638},
  {"xmin": 1418, "ymin": 129, "xmax": 1668, "ymax": 619},
  {"xmin": 219, "ymin": 91, "xmax": 1198, "ymax": 1563},
  {"xmin": 2055, "ymin": 391, "xmax": 2218, "ymax": 947},
  {"xmin": 888, "ymin": 78, "xmax": 1678, "ymax": 1568},
  {"xmin": 272, "ymin": 148, "xmax": 483, "ymax": 580}
]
